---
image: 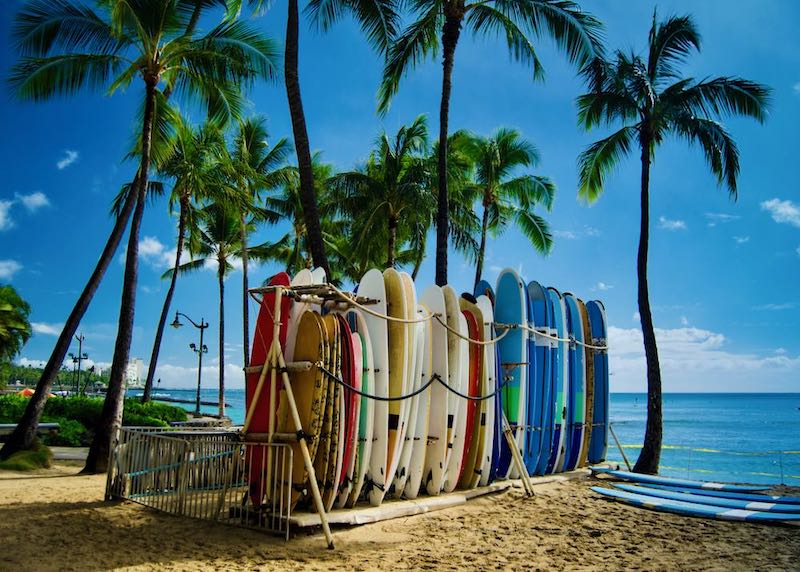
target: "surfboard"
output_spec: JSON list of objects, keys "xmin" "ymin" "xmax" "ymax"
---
[
  {"xmin": 475, "ymin": 282, "xmax": 503, "ymax": 484},
  {"xmin": 334, "ymin": 315, "xmax": 358, "ymax": 507},
  {"xmin": 613, "ymin": 484, "xmax": 800, "ymax": 513},
  {"xmin": 246, "ymin": 272, "xmax": 291, "ymax": 506},
  {"xmin": 310, "ymin": 266, "xmax": 327, "ymax": 284},
  {"xmin": 284, "ymin": 269, "xmax": 313, "ymax": 362},
  {"xmin": 441, "ymin": 285, "xmax": 465, "ymax": 492},
  {"xmin": 474, "ymin": 280, "xmax": 496, "ymax": 305},
  {"xmin": 577, "ymin": 298, "xmax": 594, "ymax": 469},
  {"xmin": 495, "ymin": 269, "xmax": 528, "ymax": 479},
  {"xmin": 637, "ymin": 484, "xmax": 800, "ymax": 505},
  {"xmin": 319, "ymin": 315, "xmax": 342, "ymax": 511},
  {"xmin": 277, "ymin": 311, "xmax": 326, "ymax": 510},
  {"xmin": 443, "ymin": 305, "xmax": 469, "ymax": 493},
  {"xmin": 592, "ymin": 486, "xmax": 800, "ymax": 523},
  {"xmin": 545, "ymin": 287, "xmax": 568, "ymax": 474},
  {"xmin": 404, "ymin": 309, "xmax": 433, "ymax": 499},
  {"xmin": 563, "ymin": 293, "xmax": 586, "ymax": 472},
  {"xmin": 421, "ymin": 285, "xmax": 449, "ymax": 496},
  {"xmin": 475, "ymin": 295, "xmax": 497, "ymax": 487},
  {"xmin": 527, "ymin": 281, "xmax": 553, "ymax": 477},
  {"xmin": 586, "ymin": 300, "xmax": 609, "ymax": 464},
  {"xmin": 345, "ymin": 310, "xmax": 375, "ymax": 507},
  {"xmin": 594, "ymin": 469, "xmax": 772, "ymax": 492},
  {"xmin": 458, "ymin": 295, "xmax": 484, "ymax": 489},
  {"xmin": 336, "ymin": 331, "xmax": 362, "ymax": 508},
  {"xmin": 357, "ymin": 269, "xmax": 389, "ymax": 506}
]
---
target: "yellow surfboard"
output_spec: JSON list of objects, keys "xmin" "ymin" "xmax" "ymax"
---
[
  {"xmin": 577, "ymin": 299, "xmax": 595, "ymax": 469},
  {"xmin": 383, "ymin": 268, "xmax": 408, "ymax": 492}
]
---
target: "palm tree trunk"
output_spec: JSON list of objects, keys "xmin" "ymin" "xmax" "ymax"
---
[
  {"xmin": 387, "ymin": 215, "xmax": 398, "ymax": 268},
  {"xmin": 240, "ymin": 212, "xmax": 250, "ymax": 369},
  {"xmin": 141, "ymin": 196, "xmax": 189, "ymax": 402},
  {"xmin": 218, "ymin": 261, "xmax": 225, "ymax": 419},
  {"xmin": 632, "ymin": 133, "xmax": 663, "ymax": 475},
  {"xmin": 285, "ymin": 0, "xmax": 330, "ymax": 279},
  {"xmin": 474, "ymin": 200, "xmax": 489, "ymax": 289},
  {"xmin": 83, "ymin": 80, "xmax": 158, "ymax": 474},
  {"xmin": 434, "ymin": 14, "xmax": 463, "ymax": 287},
  {"xmin": 0, "ymin": 187, "xmax": 138, "ymax": 460}
]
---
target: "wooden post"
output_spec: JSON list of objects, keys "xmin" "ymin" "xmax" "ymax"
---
[
  {"xmin": 501, "ymin": 413, "xmax": 534, "ymax": 496},
  {"xmin": 265, "ymin": 285, "xmax": 284, "ymax": 500},
  {"xmin": 609, "ymin": 423, "xmax": 631, "ymax": 471}
]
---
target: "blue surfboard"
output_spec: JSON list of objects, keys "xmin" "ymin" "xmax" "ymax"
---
[
  {"xmin": 523, "ymin": 284, "xmax": 540, "ymax": 475},
  {"xmin": 563, "ymin": 293, "xmax": 586, "ymax": 472},
  {"xmin": 594, "ymin": 469, "xmax": 772, "ymax": 492},
  {"xmin": 613, "ymin": 484, "xmax": 800, "ymax": 513},
  {"xmin": 528, "ymin": 281, "xmax": 553, "ymax": 476},
  {"xmin": 639, "ymin": 483, "xmax": 800, "ymax": 505},
  {"xmin": 592, "ymin": 486, "xmax": 800, "ymax": 523},
  {"xmin": 545, "ymin": 287, "xmax": 568, "ymax": 474},
  {"xmin": 586, "ymin": 301, "xmax": 608, "ymax": 464},
  {"xmin": 474, "ymin": 280, "xmax": 502, "ymax": 484}
]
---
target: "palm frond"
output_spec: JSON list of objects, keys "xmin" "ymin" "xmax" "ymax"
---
[
  {"xmin": 667, "ymin": 76, "xmax": 771, "ymax": 123},
  {"xmin": 10, "ymin": 53, "xmax": 126, "ymax": 101},
  {"xmin": 577, "ymin": 125, "xmax": 636, "ymax": 202},
  {"xmin": 514, "ymin": 208, "xmax": 553, "ymax": 254},
  {"xmin": 306, "ymin": 0, "xmax": 399, "ymax": 54},
  {"xmin": 466, "ymin": 4, "xmax": 543, "ymax": 80},
  {"xmin": 672, "ymin": 114, "xmax": 740, "ymax": 197},
  {"xmin": 646, "ymin": 11, "xmax": 700, "ymax": 83}
]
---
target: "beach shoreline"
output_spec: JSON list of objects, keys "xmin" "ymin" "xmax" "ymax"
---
[{"xmin": 1, "ymin": 463, "xmax": 798, "ymax": 571}]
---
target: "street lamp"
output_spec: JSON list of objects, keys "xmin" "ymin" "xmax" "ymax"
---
[
  {"xmin": 68, "ymin": 333, "xmax": 88, "ymax": 396},
  {"xmin": 172, "ymin": 311, "xmax": 209, "ymax": 416}
]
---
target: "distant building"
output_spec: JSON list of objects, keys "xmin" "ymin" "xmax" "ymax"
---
[{"xmin": 125, "ymin": 358, "xmax": 145, "ymax": 388}]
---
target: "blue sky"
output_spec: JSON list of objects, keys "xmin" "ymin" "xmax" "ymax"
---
[{"xmin": 1, "ymin": 0, "xmax": 799, "ymax": 393}]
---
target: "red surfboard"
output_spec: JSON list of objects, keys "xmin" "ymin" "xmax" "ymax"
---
[
  {"xmin": 459, "ymin": 310, "xmax": 481, "ymax": 480},
  {"xmin": 246, "ymin": 272, "xmax": 292, "ymax": 507},
  {"xmin": 335, "ymin": 315, "xmax": 358, "ymax": 491}
]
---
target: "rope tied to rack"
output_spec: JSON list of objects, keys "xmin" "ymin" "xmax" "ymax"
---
[{"xmin": 495, "ymin": 322, "xmax": 609, "ymax": 350}]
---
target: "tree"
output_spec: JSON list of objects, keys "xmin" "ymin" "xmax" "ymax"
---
[
  {"xmin": 379, "ymin": 0, "xmax": 602, "ymax": 286},
  {"xmin": 329, "ymin": 115, "xmax": 432, "ymax": 269},
  {"xmin": 141, "ymin": 119, "xmax": 227, "ymax": 402},
  {"xmin": 576, "ymin": 11, "xmax": 770, "ymax": 473},
  {"xmin": 463, "ymin": 128, "xmax": 555, "ymax": 288},
  {"xmin": 230, "ymin": 0, "xmax": 399, "ymax": 280},
  {"xmin": 0, "ymin": 286, "xmax": 32, "ymax": 363},
  {"xmin": 173, "ymin": 202, "xmax": 248, "ymax": 417},
  {"xmin": 3, "ymin": 0, "xmax": 278, "ymax": 469},
  {"xmin": 224, "ymin": 118, "xmax": 292, "ymax": 368}
]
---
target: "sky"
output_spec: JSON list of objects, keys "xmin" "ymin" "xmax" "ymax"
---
[{"xmin": 1, "ymin": 0, "xmax": 799, "ymax": 393}]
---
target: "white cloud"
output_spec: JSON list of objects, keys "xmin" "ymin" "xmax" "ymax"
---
[
  {"xmin": 680, "ymin": 316, "xmax": 689, "ymax": 326},
  {"xmin": 0, "ymin": 259, "xmax": 22, "ymax": 279},
  {"xmin": 608, "ymin": 325, "xmax": 800, "ymax": 392},
  {"xmin": 752, "ymin": 302, "xmax": 795, "ymax": 311},
  {"xmin": 553, "ymin": 230, "xmax": 577, "ymax": 239},
  {"xmin": 31, "ymin": 322, "xmax": 64, "ymax": 336},
  {"xmin": 15, "ymin": 192, "xmax": 50, "ymax": 212},
  {"xmin": 761, "ymin": 198, "xmax": 800, "ymax": 228},
  {"xmin": 592, "ymin": 281, "xmax": 614, "ymax": 291},
  {"xmin": 553, "ymin": 226, "xmax": 601, "ymax": 240},
  {"xmin": 0, "ymin": 200, "xmax": 14, "ymax": 231},
  {"xmin": 57, "ymin": 150, "xmax": 79, "ymax": 170},
  {"xmin": 705, "ymin": 212, "xmax": 740, "ymax": 228},
  {"xmin": 658, "ymin": 216, "xmax": 687, "ymax": 231},
  {"xmin": 632, "ymin": 311, "xmax": 640, "ymax": 322},
  {"xmin": 155, "ymin": 362, "xmax": 245, "ymax": 389},
  {"xmin": 733, "ymin": 236, "xmax": 750, "ymax": 244},
  {"xmin": 16, "ymin": 357, "xmax": 47, "ymax": 369}
]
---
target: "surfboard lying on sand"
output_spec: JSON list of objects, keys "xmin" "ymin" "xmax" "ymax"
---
[
  {"xmin": 638, "ymin": 483, "xmax": 800, "ymax": 505},
  {"xmin": 593, "ymin": 468, "xmax": 771, "ymax": 492},
  {"xmin": 592, "ymin": 486, "xmax": 800, "ymax": 523},
  {"xmin": 613, "ymin": 484, "xmax": 800, "ymax": 513}
]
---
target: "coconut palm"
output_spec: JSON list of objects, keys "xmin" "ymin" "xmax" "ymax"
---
[
  {"xmin": 224, "ymin": 118, "xmax": 292, "ymax": 368},
  {"xmin": 464, "ymin": 128, "xmax": 555, "ymax": 288},
  {"xmin": 3, "ymin": 0, "xmax": 278, "ymax": 469},
  {"xmin": 141, "ymin": 119, "xmax": 227, "ymax": 403},
  {"xmin": 173, "ymin": 202, "xmax": 249, "ymax": 417},
  {"xmin": 378, "ymin": 0, "xmax": 602, "ymax": 286},
  {"xmin": 0, "ymin": 286, "xmax": 32, "ymax": 363},
  {"xmin": 329, "ymin": 115, "xmax": 432, "ymax": 269},
  {"xmin": 576, "ymin": 12, "xmax": 770, "ymax": 473},
  {"xmin": 229, "ymin": 0, "xmax": 399, "ymax": 281}
]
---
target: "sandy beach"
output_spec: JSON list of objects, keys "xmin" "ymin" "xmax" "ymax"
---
[{"xmin": 0, "ymin": 463, "xmax": 797, "ymax": 571}]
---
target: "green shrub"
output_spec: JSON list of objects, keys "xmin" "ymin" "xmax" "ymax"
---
[
  {"xmin": 44, "ymin": 418, "xmax": 88, "ymax": 447},
  {"xmin": 0, "ymin": 395, "xmax": 29, "ymax": 423},
  {"xmin": 0, "ymin": 439, "xmax": 52, "ymax": 471}
]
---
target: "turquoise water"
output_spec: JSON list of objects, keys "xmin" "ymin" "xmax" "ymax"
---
[{"xmin": 137, "ymin": 389, "xmax": 800, "ymax": 486}]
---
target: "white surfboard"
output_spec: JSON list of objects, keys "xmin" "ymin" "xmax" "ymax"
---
[
  {"xmin": 358, "ymin": 269, "xmax": 389, "ymax": 506},
  {"xmin": 441, "ymin": 285, "xmax": 462, "ymax": 480},
  {"xmin": 476, "ymin": 295, "xmax": 496, "ymax": 487},
  {"xmin": 284, "ymin": 268, "xmax": 313, "ymax": 361},
  {"xmin": 421, "ymin": 286, "xmax": 449, "ymax": 495},
  {"xmin": 404, "ymin": 307, "xmax": 432, "ymax": 499},
  {"xmin": 310, "ymin": 266, "xmax": 327, "ymax": 284},
  {"xmin": 443, "ymin": 310, "xmax": 469, "ymax": 493}
]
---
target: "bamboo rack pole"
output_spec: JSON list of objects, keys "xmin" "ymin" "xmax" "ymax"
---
[
  {"xmin": 502, "ymin": 413, "xmax": 534, "ymax": 496},
  {"xmin": 609, "ymin": 423, "xmax": 631, "ymax": 471}
]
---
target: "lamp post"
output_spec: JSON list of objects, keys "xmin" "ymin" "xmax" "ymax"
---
[
  {"xmin": 171, "ymin": 311, "xmax": 209, "ymax": 416},
  {"xmin": 68, "ymin": 333, "xmax": 88, "ymax": 396}
]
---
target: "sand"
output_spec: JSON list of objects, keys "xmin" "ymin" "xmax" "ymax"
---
[{"xmin": 1, "ymin": 463, "xmax": 798, "ymax": 571}]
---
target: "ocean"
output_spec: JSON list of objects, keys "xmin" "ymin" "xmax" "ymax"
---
[{"xmin": 137, "ymin": 389, "xmax": 800, "ymax": 486}]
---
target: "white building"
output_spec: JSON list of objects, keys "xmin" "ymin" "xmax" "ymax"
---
[{"xmin": 125, "ymin": 358, "xmax": 145, "ymax": 388}]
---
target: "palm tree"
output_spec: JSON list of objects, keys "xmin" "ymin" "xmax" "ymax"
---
[
  {"xmin": 173, "ymin": 202, "xmax": 248, "ymax": 417},
  {"xmin": 329, "ymin": 115, "xmax": 432, "ymax": 268},
  {"xmin": 464, "ymin": 128, "xmax": 555, "ymax": 288},
  {"xmin": 224, "ymin": 118, "xmax": 292, "ymax": 368},
  {"xmin": 379, "ymin": 0, "xmax": 602, "ymax": 286},
  {"xmin": 230, "ymin": 0, "xmax": 399, "ymax": 280},
  {"xmin": 576, "ymin": 12, "xmax": 770, "ymax": 473},
  {"xmin": 141, "ymin": 119, "xmax": 227, "ymax": 403},
  {"xmin": 0, "ymin": 286, "xmax": 32, "ymax": 363},
  {"xmin": 3, "ymin": 0, "xmax": 278, "ymax": 469}
]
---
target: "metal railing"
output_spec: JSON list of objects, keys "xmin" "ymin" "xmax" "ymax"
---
[{"xmin": 106, "ymin": 427, "xmax": 293, "ymax": 539}]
